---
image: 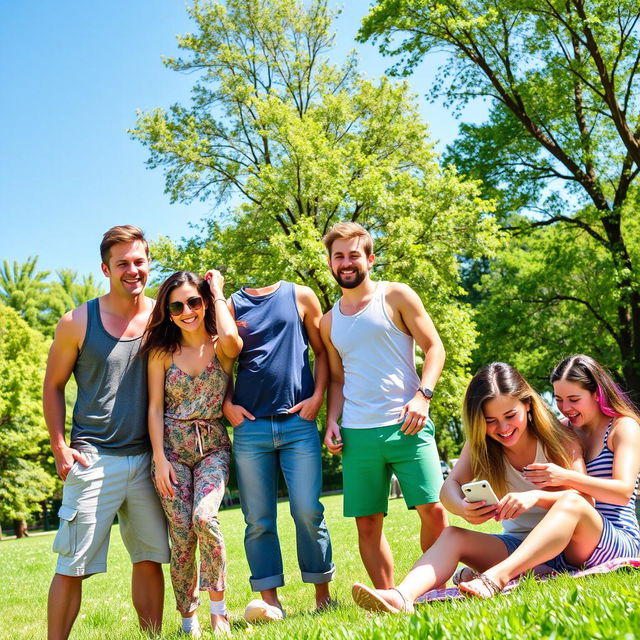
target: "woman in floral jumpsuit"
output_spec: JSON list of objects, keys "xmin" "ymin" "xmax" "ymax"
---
[{"xmin": 142, "ymin": 269, "xmax": 242, "ymax": 637}]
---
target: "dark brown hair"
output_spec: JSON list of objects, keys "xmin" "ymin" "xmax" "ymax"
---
[
  {"xmin": 100, "ymin": 225, "xmax": 149, "ymax": 264},
  {"xmin": 551, "ymin": 354, "xmax": 640, "ymax": 421},
  {"xmin": 140, "ymin": 271, "xmax": 216, "ymax": 356}
]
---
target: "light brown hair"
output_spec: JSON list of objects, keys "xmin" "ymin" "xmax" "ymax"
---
[
  {"xmin": 100, "ymin": 225, "xmax": 149, "ymax": 264},
  {"xmin": 322, "ymin": 222, "xmax": 373, "ymax": 257},
  {"xmin": 464, "ymin": 362, "xmax": 576, "ymax": 496}
]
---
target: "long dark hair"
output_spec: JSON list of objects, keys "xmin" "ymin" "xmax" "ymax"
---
[
  {"xmin": 140, "ymin": 271, "xmax": 216, "ymax": 356},
  {"xmin": 464, "ymin": 362, "xmax": 576, "ymax": 496},
  {"xmin": 551, "ymin": 354, "xmax": 640, "ymax": 422}
]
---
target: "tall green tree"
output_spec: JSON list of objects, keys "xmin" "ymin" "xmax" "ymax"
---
[
  {"xmin": 131, "ymin": 0, "xmax": 501, "ymax": 448},
  {"xmin": 0, "ymin": 257, "xmax": 57, "ymax": 335},
  {"xmin": 360, "ymin": 0, "xmax": 640, "ymax": 392},
  {"xmin": 0, "ymin": 259, "xmax": 104, "ymax": 337},
  {"xmin": 0, "ymin": 304, "xmax": 55, "ymax": 538},
  {"xmin": 53, "ymin": 269, "xmax": 105, "ymax": 310}
]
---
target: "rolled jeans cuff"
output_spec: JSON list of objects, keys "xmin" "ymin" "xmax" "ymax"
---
[
  {"xmin": 301, "ymin": 564, "xmax": 336, "ymax": 584},
  {"xmin": 249, "ymin": 573, "xmax": 285, "ymax": 592}
]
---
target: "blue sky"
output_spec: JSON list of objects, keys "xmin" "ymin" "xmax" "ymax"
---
[{"xmin": 0, "ymin": 1, "xmax": 469, "ymax": 284}]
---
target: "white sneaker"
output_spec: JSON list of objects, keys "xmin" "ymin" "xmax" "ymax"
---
[{"xmin": 243, "ymin": 599, "xmax": 284, "ymax": 623}]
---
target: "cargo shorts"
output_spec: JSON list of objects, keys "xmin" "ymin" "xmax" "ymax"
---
[{"xmin": 53, "ymin": 450, "xmax": 170, "ymax": 576}]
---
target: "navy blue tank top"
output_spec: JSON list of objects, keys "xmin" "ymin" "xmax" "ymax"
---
[{"xmin": 231, "ymin": 281, "xmax": 315, "ymax": 417}]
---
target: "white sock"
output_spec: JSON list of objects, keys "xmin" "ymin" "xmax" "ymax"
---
[
  {"xmin": 210, "ymin": 599, "xmax": 227, "ymax": 616},
  {"xmin": 181, "ymin": 615, "xmax": 199, "ymax": 632}
]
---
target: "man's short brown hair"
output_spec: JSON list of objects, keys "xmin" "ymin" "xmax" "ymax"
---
[
  {"xmin": 322, "ymin": 222, "xmax": 373, "ymax": 256},
  {"xmin": 100, "ymin": 225, "xmax": 149, "ymax": 264}
]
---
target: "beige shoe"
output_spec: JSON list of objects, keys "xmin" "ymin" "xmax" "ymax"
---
[{"xmin": 243, "ymin": 599, "xmax": 284, "ymax": 623}]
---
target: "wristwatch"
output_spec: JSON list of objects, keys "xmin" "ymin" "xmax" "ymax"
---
[{"xmin": 418, "ymin": 386, "xmax": 434, "ymax": 400}]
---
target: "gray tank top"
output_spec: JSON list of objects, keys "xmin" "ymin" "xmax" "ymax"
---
[{"xmin": 71, "ymin": 298, "xmax": 149, "ymax": 455}]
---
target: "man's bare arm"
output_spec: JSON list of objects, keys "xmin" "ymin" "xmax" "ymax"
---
[
  {"xmin": 288, "ymin": 285, "xmax": 328, "ymax": 421},
  {"xmin": 43, "ymin": 307, "xmax": 88, "ymax": 480},
  {"xmin": 319, "ymin": 310, "xmax": 345, "ymax": 454},
  {"xmin": 387, "ymin": 283, "xmax": 446, "ymax": 435}
]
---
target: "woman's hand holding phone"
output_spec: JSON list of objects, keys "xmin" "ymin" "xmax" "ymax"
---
[{"xmin": 461, "ymin": 498, "xmax": 497, "ymax": 525}]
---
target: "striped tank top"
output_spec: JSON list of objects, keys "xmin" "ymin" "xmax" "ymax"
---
[{"xmin": 587, "ymin": 421, "xmax": 639, "ymax": 532}]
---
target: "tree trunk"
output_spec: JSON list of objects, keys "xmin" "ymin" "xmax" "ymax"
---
[{"xmin": 13, "ymin": 518, "xmax": 27, "ymax": 538}]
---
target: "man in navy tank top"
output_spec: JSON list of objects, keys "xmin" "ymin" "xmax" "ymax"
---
[
  {"xmin": 320, "ymin": 222, "xmax": 448, "ymax": 590},
  {"xmin": 44, "ymin": 226, "xmax": 169, "ymax": 640},
  {"xmin": 223, "ymin": 281, "xmax": 335, "ymax": 621}
]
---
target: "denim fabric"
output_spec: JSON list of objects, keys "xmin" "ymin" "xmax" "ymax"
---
[{"xmin": 233, "ymin": 413, "xmax": 335, "ymax": 591}]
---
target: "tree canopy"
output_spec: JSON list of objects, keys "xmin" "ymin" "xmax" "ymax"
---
[
  {"xmin": 0, "ymin": 257, "xmax": 104, "ymax": 337},
  {"xmin": 0, "ymin": 303, "xmax": 55, "ymax": 527},
  {"xmin": 131, "ymin": 0, "xmax": 501, "ymax": 442},
  {"xmin": 360, "ymin": 0, "xmax": 640, "ymax": 392}
]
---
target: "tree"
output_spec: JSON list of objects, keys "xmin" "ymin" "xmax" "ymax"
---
[
  {"xmin": 360, "ymin": 0, "xmax": 640, "ymax": 392},
  {"xmin": 54, "ymin": 269, "xmax": 105, "ymax": 309},
  {"xmin": 0, "ymin": 258, "xmax": 104, "ymax": 337},
  {"xmin": 131, "ymin": 0, "xmax": 501, "ymax": 450},
  {"xmin": 472, "ymin": 218, "xmax": 631, "ymax": 387},
  {"xmin": 0, "ymin": 257, "xmax": 57, "ymax": 335},
  {"xmin": 0, "ymin": 303, "xmax": 55, "ymax": 539}
]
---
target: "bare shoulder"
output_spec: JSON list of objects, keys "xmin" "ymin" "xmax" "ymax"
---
[
  {"xmin": 294, "ymin": 284, "xmax": 322, "ymax": 321},
  {"xmin": 295, "ymin": 284, "xmax": 320, "ymax": 305},
  {"xmin": 56, "ymin": 303, "xmax": 88, "ymax": 342},
  {"xmin": 611, "ymin": 416, "xmax": 640, "ymax": 443},
  {"xmin": 385, "ymin": 281, "xmax": 419, "ymax": 304}
]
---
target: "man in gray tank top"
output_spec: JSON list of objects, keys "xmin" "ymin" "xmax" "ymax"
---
[
  {"xmin": 44, "ymin": 226, "xmax": 169, "ymax": 640},
  {"xmin": 320, "ymin": 222, "xmax": 448, "ymax": 592}
]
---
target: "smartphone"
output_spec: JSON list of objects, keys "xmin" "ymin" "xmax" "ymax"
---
[{"xmin": 461, "ymin": 480, "xmax": 499, "ymax": 505}]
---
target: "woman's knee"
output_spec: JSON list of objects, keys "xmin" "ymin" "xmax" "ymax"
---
[{"xmin": 553, "ymin": 491, "xmax": 592, "ymax": 517}]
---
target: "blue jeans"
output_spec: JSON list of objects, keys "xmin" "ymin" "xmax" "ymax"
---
[{"xmin": 233, "ymin": 413, "xmax": 335, "ymax": 591}]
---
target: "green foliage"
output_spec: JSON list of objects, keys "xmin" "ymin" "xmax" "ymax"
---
[
  {"xmin": 1, "ymin": 495, "xmax": 639, "ymax": 638},
  {"xmin": 361, "ymin": 0, "xmax": 640, "ymax": 392},
  {"xmin": 0, "ymin": 258, "xmax": 104, "ymax": 337},
  {"xmin": 0, "ymin": 304, "xmax": 55, "ymax": 523},
  {"xmin": 473, "ymin": 217, "xmax": 627, "ymax": 388},
  {"xmin": 132, "ymin": 0, "xmax": 501, "ymax": 438}
]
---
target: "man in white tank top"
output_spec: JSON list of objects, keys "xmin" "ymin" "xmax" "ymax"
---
[{"xmin": 319, "ymin": 222, "xmax": 448, "ymax": 589}]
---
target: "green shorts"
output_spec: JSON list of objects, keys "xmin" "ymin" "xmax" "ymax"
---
[{"xmin": 341, "ymin": 420, "xmax": 443, "ymax": 517}]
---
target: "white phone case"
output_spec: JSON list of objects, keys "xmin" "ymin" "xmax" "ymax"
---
[{"xmin": 460, "ymin": 480, "xmax": 499, "ymax": 505}]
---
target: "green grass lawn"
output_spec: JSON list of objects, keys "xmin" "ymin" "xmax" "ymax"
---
[{"xmin": 1, "ymin": 493, "xmax": 639, "ymax": 639}]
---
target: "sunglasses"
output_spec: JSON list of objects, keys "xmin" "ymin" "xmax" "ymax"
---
[{"xmin": 168, "ymin": 296, "xmax": 204, "ymax": 316}]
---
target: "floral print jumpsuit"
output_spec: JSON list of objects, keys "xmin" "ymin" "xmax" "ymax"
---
[{"xmin": 154, "ymin": 353, "xmax": 231, "ymax": 614}]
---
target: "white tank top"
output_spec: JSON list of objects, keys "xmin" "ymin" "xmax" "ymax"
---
[
  {"xmin": 501, "ymin": 441, "xmax": 550, "ymax": 539},
  {"xmin": 330, "ymin": 281, "xmax": 420, "ymax": 428}
]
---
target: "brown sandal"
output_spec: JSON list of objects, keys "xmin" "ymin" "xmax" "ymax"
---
[
  {"xmin": 452, "ymin": 566, "xmax": 479, "ymax": 586},
  {"xmin": 458, "ymin": 573, "xmax": 503, "ymax": 598}
]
